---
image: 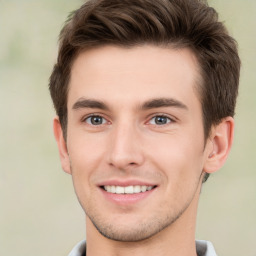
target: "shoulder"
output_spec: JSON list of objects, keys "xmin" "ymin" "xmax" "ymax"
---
[
  {"xmin": 196, "ymin": 240, "xmax": 218, "ymax": 256},
  {"xmin": 68, "ymin": 240, "xmax": 86, "ymax": 256}
]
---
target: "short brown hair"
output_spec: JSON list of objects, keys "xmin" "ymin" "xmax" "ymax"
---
[{"xmin": 49, "ymin": 0, "xmax": 240, "ymax": 153}]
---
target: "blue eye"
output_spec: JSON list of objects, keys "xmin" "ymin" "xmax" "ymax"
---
[
  {"xmin": 85, "ymin": 115, "xmax": 107, "ymax": 125},
  {"xmin": 149, "ymin": 115, "xmax": 171, "ymax": 125}
]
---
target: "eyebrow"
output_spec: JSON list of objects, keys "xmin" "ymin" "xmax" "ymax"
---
[
  {"xmin": 72, "ymin": 98, "xmax": 109, "ymax": 110},
  {"xmin": 72, "ymin": 97, "xmax": 188, "ymax": 111},
  {"xmin": 141, "ymin": 98, "xmax": 188, "ymax": 111}
]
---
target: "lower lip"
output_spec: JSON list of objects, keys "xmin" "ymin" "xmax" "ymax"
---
[{"xmin": 100, "ymin": 187, "xmax": 156, "ymax": 205}]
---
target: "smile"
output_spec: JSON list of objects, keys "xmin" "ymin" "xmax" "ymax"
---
[{"xmin": 103, "ymin": 185, "xmax": 155, "ymax": 194}]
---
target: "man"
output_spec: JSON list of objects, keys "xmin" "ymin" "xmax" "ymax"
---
[{"xmin": 49, "ymin": 0, "xmax": 240, "ymax": 255}]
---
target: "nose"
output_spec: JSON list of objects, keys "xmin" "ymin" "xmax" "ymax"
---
[{"xmin": 107, "ymin": 121, "xmax": 145, "ymax": 170}]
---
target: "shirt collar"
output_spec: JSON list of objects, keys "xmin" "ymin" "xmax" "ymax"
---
[{"xmin": 68, "ymin": 239, "xmax": 217, "ymax": 256}]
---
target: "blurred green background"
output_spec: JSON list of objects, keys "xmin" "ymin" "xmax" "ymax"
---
[{"xmin": 0, "ymin": 0, "xmax": 255, "ymax": 255}]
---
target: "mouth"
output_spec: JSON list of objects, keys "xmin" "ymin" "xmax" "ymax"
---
[{"xmin": 101, "ymin": 185, "xmax": 156, "ymax": 194}]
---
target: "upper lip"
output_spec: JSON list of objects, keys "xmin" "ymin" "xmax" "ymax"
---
[{"xmin": 97, "ymin": 179, "xmax": 157, "ymax": 187}]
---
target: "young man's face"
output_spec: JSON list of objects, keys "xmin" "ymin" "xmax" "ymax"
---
[{"xmin": 56, "ymin": 45, "xmax": 215, "ymax": 242}]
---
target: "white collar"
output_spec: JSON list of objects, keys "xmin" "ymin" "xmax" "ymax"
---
[{"xmin": 68, "ymin": 239, "xmax": 217, "ymax": 256}]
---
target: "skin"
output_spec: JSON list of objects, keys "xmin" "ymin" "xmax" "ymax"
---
[{"xmin": 54, "ymin": 45, "xmax": 234, "ymax": 256}]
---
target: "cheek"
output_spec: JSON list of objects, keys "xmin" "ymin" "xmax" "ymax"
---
[
  {"xmin": 67, "ymin": 132, "xmax": 107, "ymax": 187},
  {"xmin": 148, "ymin": 135, "xmax": 205, "ymax": 207},
  {"xmin": 147, "ymin": 133, "xmax": 205, "ymax": 179},
  {"xmin": 67, "ymin": 136, "xmax": 105, "ymax": 207},
  {"xmin": 68, "ymin": 129, "xmax": 106, "ymax": 163}
]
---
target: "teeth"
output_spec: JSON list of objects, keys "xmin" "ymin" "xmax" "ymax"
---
[
  {"xmin": 124, "ymin": 186, "xmax": 133, "ymax": 194},
  {"xmin": 134, "ymin": 185, "xmax": 141, "ymax": 193},
  {"xmin": 103, "ymin": 185, "xmax": 154, "ymax": 194},
  {"xmin": 141, "ymin": 185, "xmax": 147, "ymax": 192},
  {"xmin": 116, "ymin": 186, "xmax": 125, "ymax": 194},
  {"xmin": 105, "ymin": 186, "xmax": 111, "ymax": 192},
  {"xmin": 110, "ymin": 185, "xmax": 116, "ymax": 193}
]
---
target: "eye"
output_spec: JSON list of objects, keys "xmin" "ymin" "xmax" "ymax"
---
[
  {"xmin": 148, "ymin": 115, "xmax": 172, "ymax": 125},
  {"xmin": 84, "ymin": 115, "xmax": 107, "ymax": 125}
]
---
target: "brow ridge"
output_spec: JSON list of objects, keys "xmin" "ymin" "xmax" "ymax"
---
[
  {"xmin": 141, "ymin": 98, "xmax": 188, "ymax": 110},
  {"xmin": 72, "ymin": 97, "xmax": 188, "ymax": 111},
  {"xmin": 72, "ymin": 98, "xmax": 109, "ymax": 110}
]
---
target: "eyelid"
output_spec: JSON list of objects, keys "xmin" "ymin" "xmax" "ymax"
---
[
  {"xmin": 81, "ymin": 113, "xmax": 110, "ymax": 125},
  {"xmin": 145, "ymin": 113, "xmax": 176, "ymax": 125},
  {"xmin": 80, "ymin": 112, "xmax": 177, "ymax": 125}
]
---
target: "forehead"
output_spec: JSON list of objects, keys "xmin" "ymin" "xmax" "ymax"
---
[{"xmin": 68, "ymin": 45, "xmax": 202, "ymax": 109}]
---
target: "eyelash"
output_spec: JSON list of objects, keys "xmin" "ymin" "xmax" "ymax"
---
[
  {"xmin": 82, "ymin": 114, "xmax": 108, "ymax": 126},
  {"xmin": 147, "ymin": 114, "xmax": 174, "ymax": 126},
  {"xmin": 81, "ymin": 113, "xmax": 175, "ymax": 126}
]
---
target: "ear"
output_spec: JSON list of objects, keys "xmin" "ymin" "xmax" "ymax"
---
[
  {"xmin": 203, "ymin": 117, "xmax": 234, "ymax": 174},
  {"xmin": 53, "ymin": 117, "xmax": 71, "ymax": 174}
]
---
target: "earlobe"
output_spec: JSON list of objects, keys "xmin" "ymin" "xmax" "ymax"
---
[
  {"xmin": 53, "ymin": 117, "xmax": 71, "ymax": 174},
  {"xmin": 203, "ymin": 117, "xmax": 234, "ymax": 174}
]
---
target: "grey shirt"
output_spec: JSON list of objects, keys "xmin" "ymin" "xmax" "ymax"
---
[{"xmin": 68, "ymin": 240, "xmax": 217, "ymax": 256}]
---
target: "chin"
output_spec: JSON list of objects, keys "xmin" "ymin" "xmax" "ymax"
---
[{"xmin": 87, "ymin": 211, "xmax": 181, "ymax": 242}]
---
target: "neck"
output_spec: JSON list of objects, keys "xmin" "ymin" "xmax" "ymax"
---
[{"xmin": 86, "ymin": 185, "xmax": 201, "ymax": 256}]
